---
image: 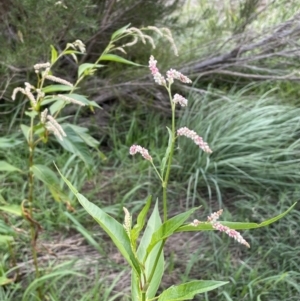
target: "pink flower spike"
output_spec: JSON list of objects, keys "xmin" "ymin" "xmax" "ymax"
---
[
  {"xmin": 166, "ymin": 68, "xmax": 192, "ymax": 84},
  {"xmin": 212, "ymin": 222, "xmax": 250, "ymax": 248},
  {"xmin": 129, "ymin": 145, "xmax": 152, "ymax": 161},
  {"xmin": 149, "ymin": 55, "xmax": 166, "ymax": 86},
  {"xmin": 177, "ymin": 127, "xmax": 212, "ymax": 153},
  {"xmin": 173, "ymin": 94, "xmax": 188, "ymax": 107},
  {"xmin": 207, "ymin": 209, "xmax": 223, "ymax": 223}
]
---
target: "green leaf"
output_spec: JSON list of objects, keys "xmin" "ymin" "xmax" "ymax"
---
[
  {"xmin": 0, "ymin": 219, "xmax": 15, "ymax": 236},
  {"xmin": 146, "ymin": 242, "xmax": 164, "ymax": 299},
  {"xmin": 56, "ymin": 166, "xmax": 142, "ymax": 276},
  {"xmin": 88, "ymin": 100, "xmax": 102, "ymax": 109},
  {"xmin": 111, "ymin": 24, "xmax": 131, "ymax": 40},
  {"xmin": 50, "ymin": 45, "xmax": 58, "ymax": 64},
  {"xmin": 0, "ymin": 276, "xmax": 14, "ymax": 286},
  {"xmin": 0, "ymin": 205, "xmax": 22, "ymax": 216},
  {"xmin": 100, "ymin": 54, "xmax": 142, "ymax": 66},
  {"xmin": 58, "ymin": 125, "xmax": 93, "ymax": 166},
  {"xmin": 147, "ymin": 243, "xmax": 164, "ymax": 299},
  {"xmin": 32, "ymin": 164, "xmax": 59, "ymax": 186},
  {"xmin": 31, "ymin": 164, "xmax": 69, "ymax": 202},
  {"xmin": 131, "ymin": 271, "xmax": 141, "ymax": 301},
  {"xmin": 0, "ymin": 235, "xmax": 14, "ymax": 245},
  {"xmin": 49, "ymin": 99, "xmax": 65, "ymax": 115},
  {"xmin": 0, "ymin": 161, "xmax": 22, "ymax": 173},
  {"xmin": 131, "ymin": 195, "xmax": 152, "ymax": 250},
  {"xmin": 66, "ymin": 124, "xmax": 99, "ymax": 148},
  {"xmin": 42, "ymin": 85, "xmax": 74, "ymax": 94},
  {"xmin": 137, "ymin": 201, "xmax": 161, "ymax": 261},
  {"xmin": 146, "ymin": 207, "xmax": 199, "ymax": 256},
  {"xmin": 177, "ymin": 202, "xmax": 297, "ymax": 232},
  {"xmin": 20, "ymin": 124, "xmax": 30, "ymax": 142},
  {"xmin": 0, "ymin": 137, "xmax": 22, "ymax": 148},
  {"xmin": 161, "ymin": 127, "xmax": 173, "ymax": 177},
  {"xmin": 64, "ymin": 50, "xmax": 81, "ymax": 55},
  {"xmin": 48, "ymin": 94, "xmax": 101, "ymax": 114},
  {"xmin": 25, "ymin": 111, "xmax": 38, "ymax": 118},
  {"xmin": 158, "ymin": 280, "xmax": 229, "ymax": 301},
  {"xmin": 135, "ymin": 201, "xmax": 164, "ymax": 300},
  {"xmin": 78, "ymin": 63, "xmax": 104, "ymax": 78},
  {"xmin": 39, "ymin": 95, "xmax": 57, "ymax": 105}
]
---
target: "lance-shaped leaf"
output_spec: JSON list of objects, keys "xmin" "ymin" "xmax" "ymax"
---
[
  {"xmin": 31, "ymin": 164, "xmax": 70, "ymax": 202},
  {"xmin": 176, "ymin": 202, "xmax": 297, "ymax": 232},
  {"xmin": 158, "ymin": 280, "xmax": 228, "ymax": 301},
  {"xmin": 20, "ymin": 124, "xmax": 30, "ymax": 143},
  {"xmin": 78, "ymin": 63, "xmax": 104, "ymax": 78},
  {"xmin": 42, "ymin": 85, "xmax": 74, "ymax": 94},
  {"xmin": 57, "ymin": 126, "xmax": 93, "ymax": 167},
  {"xmin": 111, "ymin": 24, "xmax": 131, "ymax": 40},
  {"xmin": 0, "ymin": 235, "xmax": 14, "ymax": 246},
  {"xmin": 56, "ymin": 166, "xmax": 141, "ymax": 276},
  {"xmin": 146, "ymin": 207, "xmax": 200, "ymax": 256},
  {"xmin": 0, "ymin": 161, "xmax": 22, "ymax": 173},
  {"xmin": 0, "ymin": 205, "xmax": 22, "ymax": 216},
  {"xmin": 100, "ymin": 54, "xmax": 142, "ymax": 66},
  {"xmin": 50, "ymin": 45, "xmax": 58, "ymax": 64},
  {"xmin": 0, "ymin": 137, "xmax": 22, "ymax": 148},
  {"xmin": 133, "ymin": 201, "xmax": 164, "ymax": 300},
  {"xmin": 131, "ymin": 195, "xmax": 152, "ymax": 250},
  {"xmin": 0, "ymin": 276, "xmax": 14, "ymax": 286}
]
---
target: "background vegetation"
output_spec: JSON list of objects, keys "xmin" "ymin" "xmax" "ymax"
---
[{"xmin": 1, "ymin": 0, "xmax": 300, "ymax": 300}]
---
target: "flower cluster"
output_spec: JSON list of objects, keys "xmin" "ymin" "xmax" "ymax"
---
[
  {"xmin": 41, "ymin": 109, "xmax": 66, "ymax": 141},
  {"xmin": 167, "ymin": 69, "xmax": 192, "ymax": 84},
  {"xmin": 129, "ymin": 145, "xmax": 152, "ymax": 161},
  {"xmin": 207, "ymin": 210, "xmax": 250, "ymax": 248},
  {"xmin": 44, "ymin": 75, "xmax": 73, "ymax": 87},
  {"xmin": 177, "ymin": 127, "xmax": 212, "ymax": 153},
  {"xmin": 149, "ymin": 56, "xmax": 192, "ymax": 87},
  {"xmin": 57, "ymin": 94, "xmax": 85, "ymax": 106},
  {"xmin": 173, "ymin": 94, "xmax": 188, "ymax": 107},
  {"xmin": 149, "ymin": 56, "xmax": 166, "ymax": 86},
  {"xmin": 12, "ymin": 83, "xmax": 38, "ymax": 108},
  {"xmin": 123, "ymin": 207, "xmax": 132, "ymax": 238},
  {"xmin": 46, "ymin": 115, "xmax": 66, "ymax": 141},
  {"xmin": 34, "ymin": 62, "xmax": 51, "ymax": 71}
]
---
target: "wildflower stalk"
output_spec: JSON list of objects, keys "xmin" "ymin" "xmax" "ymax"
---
[
  {"xmin": 27, "ymin": 114, "xmax": 43, "ymax": 300},
  {"xmin": 147, "ymin": 85, "xmax": 176, "ymax": 288},
  {"xmin": 162, "ymin": 87, "xmax": 176, "ymax": 222}
]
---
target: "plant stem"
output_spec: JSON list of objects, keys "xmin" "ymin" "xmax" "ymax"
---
[
  {"xmin": 141, "ymin": 291, "xmax": 146, "ymax": 301},
  {"xmin": 145, "ymin": 87, "xmax": 176, "ymax": 296},
  {"xmin": 162, "ymin": 88, "xmax": 176, "ymax": 222},
  {"xmin": 28, "ymin": 116, "xmax": 43, "ymax": 300}
]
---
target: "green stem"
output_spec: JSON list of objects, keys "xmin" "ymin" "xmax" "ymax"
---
[
  {"xmin": 141, "ymin": 291, "xmax": 146, "ymax": 301},
  {"xmin": 28, "ymin": 116, "xmax": 43, "ymax": 300},
  {"xmin": 162, "ymin": 87, "xmax": 176, "ymax": 222},
  {"xmin": 144, "ymin": 87, "xmax": 176, "ymax": 297},
  {"xmin": 151, "ymin": 162, "xmax": 163, "ymax": 182}
]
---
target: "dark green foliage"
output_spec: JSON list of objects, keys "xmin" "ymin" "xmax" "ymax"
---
[{"xmin": 0, "ymin": 0, "xmax": 181, "ymax": 67}]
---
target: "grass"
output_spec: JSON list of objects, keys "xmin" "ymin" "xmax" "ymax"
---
[{"xmin": 176, "ymin": 84, "xmax": 300, "ymax": 205}]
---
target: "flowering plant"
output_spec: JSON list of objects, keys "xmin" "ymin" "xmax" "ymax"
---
[
  {"xmin": 59, "ymin": 55, "xmax": 296, "ymax": 300},
  {"xmin": 0, "ymin": 24, "xmax": 180, "ymax": 297}
]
